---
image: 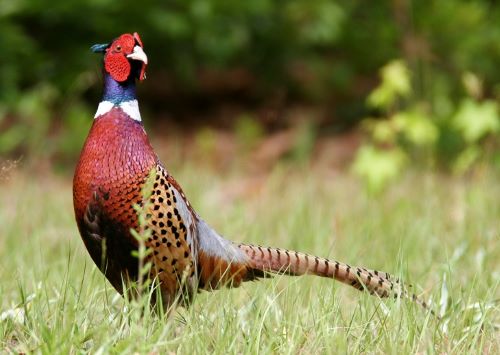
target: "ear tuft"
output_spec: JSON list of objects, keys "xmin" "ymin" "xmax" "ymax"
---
[
  {"xmin": 91, "ymin": 43, "xmax": 109, "ymax": 53},
  {"xmin": 133, "ymin": 32, "xmax": 144, "ymax": 47}
]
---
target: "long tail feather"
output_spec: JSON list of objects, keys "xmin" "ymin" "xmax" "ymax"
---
[{"xmin": 237, "ymin": 243, "xmax": 436, "ymax": 316}]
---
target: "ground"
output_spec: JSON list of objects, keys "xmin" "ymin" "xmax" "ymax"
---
[{"xmin": 0, "ymin": 162, "xmax": 498, "ymax": 353}]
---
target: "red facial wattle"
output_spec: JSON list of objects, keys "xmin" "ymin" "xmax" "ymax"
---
[
  {"xmin": 104, "ymin": 33, "xmax": 147, "ymax": 82},
  {"xmin": 104, "ymin": 52, "xmax": 131, "ymax": 82}
]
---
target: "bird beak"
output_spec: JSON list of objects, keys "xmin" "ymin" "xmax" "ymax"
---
[{"xmin": 127, "ymin": 45, "xmax": 148, "ymax": 64}]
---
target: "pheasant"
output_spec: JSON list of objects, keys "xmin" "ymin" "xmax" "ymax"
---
[{"xmin": 73, "ymin": 32, "xmax": 433, "ymax": 313}]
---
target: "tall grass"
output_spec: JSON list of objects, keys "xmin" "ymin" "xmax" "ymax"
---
[{"xmin": 0, "ymin": 165, "xmax": 498, "ymax": 353}]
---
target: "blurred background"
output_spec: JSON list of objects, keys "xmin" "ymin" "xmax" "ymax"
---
[
  {"xmin": 1, "ymin": 4, "xmax": 499, "ymax": 350},
  {"xmin": 1, "ymin": 0, "xmax": 500, "ymax": 189}
]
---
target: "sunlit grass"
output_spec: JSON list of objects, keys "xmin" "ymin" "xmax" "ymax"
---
[{"xmin": 0, "ymin": 165, "xmax": 498, "ymax": 353}]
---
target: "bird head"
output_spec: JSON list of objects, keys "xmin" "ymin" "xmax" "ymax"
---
[{"xmin": 91, "ymin": 32, "xmax": 147, "ymax": 82}]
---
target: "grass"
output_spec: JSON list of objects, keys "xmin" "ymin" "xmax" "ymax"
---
[{"xmin": 0, "ymin": 163, "xmax": 498, "ymax": 353}]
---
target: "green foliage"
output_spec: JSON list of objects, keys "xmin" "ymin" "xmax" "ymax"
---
[
  {"xmin": 55, "ymin": 103, "xmax": 93, "ymax": 161},
  {"xmin": 452, "ymin": 99, "xmax": 499, "ymax": 143},
  {"xmin": 352, "ymin": 145, "xmax": 406, "ymax": 193},
  {"xmin": 368, "ymin": 60, "xmax": 411, "ymax": 110},
  {"xmin": 453, "ymin": 145, "xmax": 481, "ymax": 175},
  {"xmin": 0, "ymin": 84, "xmax": 55, "ymax": 161},
  {"xmin": 393, "ymin": 110, "xmax": 439, "ymax": 146},
  {"xmin": 286, "ymin": 0, "xmax": 345, "ymax": 46},
  {"xmin": 2, "ymin": 0, "xmax": 500, "ymax": 174},
  {"xmin": 0, "ymin": 0, "xmax": 352, "ymax": 103},
  {"xmin": 353, "ymin": 59, "xmax": 500, "ymax": 192}
]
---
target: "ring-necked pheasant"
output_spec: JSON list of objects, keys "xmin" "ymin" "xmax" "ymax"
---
[{"xmin": 73, "ymin": 32, "xmax": 433, "ymax": 313}]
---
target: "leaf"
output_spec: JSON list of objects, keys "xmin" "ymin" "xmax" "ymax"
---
[
  {"xmin": 370, "ymin": 119, "xmax": 397, "ymax": 144},
  {"xmin": 382, "ymin": 60, "xmax": 411, "ymax": 97},
  {"xmin": 453, "ymin": 99, "xmax": 499, "ymax": 142},
  {"xmin": 352, "ymin": 145, "xmax": 407, "ymax": 193},
  {"xmin": 368, "ymin": 60, "xmax": 411, "ymax": 110},
  {"xmin": 393, "ymin": 110, "xmax": 439, "ymax": 146}
]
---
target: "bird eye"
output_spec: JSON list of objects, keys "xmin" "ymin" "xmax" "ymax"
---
[{"xmin": 116, "ymin": 45, "xmax": 122, "ymax": 52}]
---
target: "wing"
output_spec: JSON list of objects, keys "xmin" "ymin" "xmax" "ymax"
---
[
  {"xmin": 78, "ymin": 190, "xmax": 139, "ymax": 295},
  {"xmin": 144, "ymin": 165, "xmax": 198, "ymax": 298},
  {"xmin": 145, "ymin": 165, "xmax": 260, "ymax": 294}
]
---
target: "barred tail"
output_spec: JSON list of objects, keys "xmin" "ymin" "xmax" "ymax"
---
[{"xmin": 237, "ymin": 243, "xmax": 435, "ymax": 315}]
